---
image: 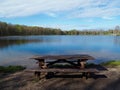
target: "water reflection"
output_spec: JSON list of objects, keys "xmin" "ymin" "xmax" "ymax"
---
[
  {"xmin": 0, "ymin": 36, "xmax": 61, "ymax": 49},
  {"xmin": 114, "ymin": 36, "xmax": 120, "ymax": 46},
  {"xmin": 0, "ymin": 39, "xmax": 39, "ymax": 49}
]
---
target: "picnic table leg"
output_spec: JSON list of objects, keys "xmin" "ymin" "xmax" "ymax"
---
[
  {"xmin": 77, "ymin": 59, "xmax": 86, "ymax": 69},
  {"xmin": 38, "ymin": 59, "xmax": 47, "ymax": 69},
  {"xmin": 80, "ymin": 61, "xmax": 86, "ymax": 69},
  {"xmin": 34, "ymin": 71, "xmax": 41, "ymax": 80},
  {"xmin": 81, "ymin": 72, "xmax": 90, "ymax": 79},
  {"xmin": 46, "ymin": 72, "xmax": 55, "ymax": 79}
]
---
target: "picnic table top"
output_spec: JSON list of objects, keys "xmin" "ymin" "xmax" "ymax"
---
[{"xmin": 31, "ymin": 54, "xmax": 95, "ymax": 61}]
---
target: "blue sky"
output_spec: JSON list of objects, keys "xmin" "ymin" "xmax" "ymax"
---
[{"xmin": 0, "ymin": 0, "xmax": 120, "ymax": 30}]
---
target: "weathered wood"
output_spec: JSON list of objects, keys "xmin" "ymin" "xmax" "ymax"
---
[
  {"xmin": 26, "ymin": 68, "xmax": 99, "ymax": 73},
  {"xmin": 26, "ymin": 68, "xmax": 99, "ymax": 79},
  {"xmin": 80, "ymin": 61, "xmax": 86, "ymax": 69},
  {"xmin": 31, "ymin": 54, "xmax": 95, "ymax": 61},
  {"xmin": 77, "ymin": 59, "xmax": 87, "ymax": 69},
  {"xmin": 28, "ymin": 54, "xmax": 107, "ymax": 80},
  {"xmin": 34, "ymin": 71, "xmax": 41, "ymax": 79},
  {"xmin": 32, "ymin": 54, "xmax": 95, "ymax": 69},
  {"xmin": 37, "ymin": 59, "xmax": 47, "ymax": 69},
  {"xmin": 81, "ymin": 72, "xmax": 90, "ymax": 79}
]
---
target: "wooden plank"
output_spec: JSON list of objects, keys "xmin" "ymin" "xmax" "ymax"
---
[
  {"xmin": 26, "ymin": 68, "xmax": 99, "ymax": 73},
  {"xmin": 31, "ymin": 54, "xmax": 95, "ymax": 61}
]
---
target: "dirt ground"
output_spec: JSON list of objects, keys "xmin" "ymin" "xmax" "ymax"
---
[{"xmin": 0, "ymin": 67, "xmax": 120, "ymax": 90}]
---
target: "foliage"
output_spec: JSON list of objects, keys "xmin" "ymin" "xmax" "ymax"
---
[
  {"xmin": 0, "ymin": 65, "xmax": 26, "ymax": 73},
  {"xmin": 101, "ymin": 60, "xmax": 120, "ymax": 67},
  {"xmin": 0, "ymin": 21, "xmax": 120, "ymax": 36}
]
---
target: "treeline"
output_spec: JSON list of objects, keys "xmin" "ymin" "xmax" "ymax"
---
[
  {"xmin": 0, "ymin": 21, "xmax": 120, "ymax": 36},
  {"xmin": 0, "ymin": 21, "xmax": 64, "ymax": 36}
]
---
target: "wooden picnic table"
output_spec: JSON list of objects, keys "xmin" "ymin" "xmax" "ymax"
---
[
  {"xmin": 27, "ymin": 54, "xmax": 108, "ymax": 79},
  {"xmin": 31, "ymin": 54, "xmax": 95, "ymax": 69},
  {"xmin": 29, "ymin": 54, "xmax": 101, "ymax": 79}
]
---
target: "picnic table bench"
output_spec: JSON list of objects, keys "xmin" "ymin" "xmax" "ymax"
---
[{"xmin": 29, "ymin": 54, "xmax": 100, "ymax": 79}]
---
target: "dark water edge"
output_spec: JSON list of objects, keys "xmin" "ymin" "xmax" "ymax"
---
[{"xmin": 0, "ymin": 35, "xmax": 120, "ymax": 68}]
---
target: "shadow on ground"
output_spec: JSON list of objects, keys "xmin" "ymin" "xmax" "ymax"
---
[
  {"xmin": 0, "ymin": 67, "xmax": 120, "ymax": 90},
  {"xmin": 0, "ymin": 72, "xmax": 34, "ymax": 90},
  {"xmin": 47, "ymin": 73, "xmax": 107, "ymax": 80}
]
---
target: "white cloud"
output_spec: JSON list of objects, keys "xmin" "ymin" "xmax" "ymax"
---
[
  {"xmin": 45, "ymin": 12, "xmax": 57, "ymax": 17},
  {"xmin": 102, "ymin": 17, "xmax": 114, "ymax": 20},
  {"xmin": 0, "ymin": 0, "xmax": 120, "ymax": 19},
  {"xmin": 70, "ymin": 7, "xmax": 120, "ymax": 18}
]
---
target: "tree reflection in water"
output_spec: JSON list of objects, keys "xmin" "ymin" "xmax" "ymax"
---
[{"xmin": 114, "ymin": 36, "xmax": 120, "ymax": 46}]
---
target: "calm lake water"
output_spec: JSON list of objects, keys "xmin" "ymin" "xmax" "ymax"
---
[{"xmin": 0, "ymin": 35, "xmax": 120, "ymax": 67}]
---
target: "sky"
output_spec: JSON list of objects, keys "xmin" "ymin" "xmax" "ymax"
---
[{"xmin": 0, "ymin": 0, "xmax": 120, "ymax": 30}]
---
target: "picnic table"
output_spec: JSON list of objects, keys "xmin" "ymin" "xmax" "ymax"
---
[{"xmin": 30, "ymin": 54, "xmax": 99, "ymax": 79}]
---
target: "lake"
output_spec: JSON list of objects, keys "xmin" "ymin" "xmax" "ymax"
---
[{"xmin": 0, "ymin": 35, "xmax": 120, "ymax": 68}]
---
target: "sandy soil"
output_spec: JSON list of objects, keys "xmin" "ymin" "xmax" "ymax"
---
[{"xmin": 0, "ymin": 67, "xmax": 120, "ymax": 90}]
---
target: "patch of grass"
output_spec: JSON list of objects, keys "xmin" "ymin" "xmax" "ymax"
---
[
  {"xmin": 0, "ymin": 65, "xmax": 26, "ymax": 73},
  {"xmin": 101, "ymin": 60, "xmax": 120, "ymax": 67}
]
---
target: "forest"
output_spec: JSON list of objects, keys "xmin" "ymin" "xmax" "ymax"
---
[{"xmin": 0, "ymin": 21, "xmax": 120, "ymax": 36}]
